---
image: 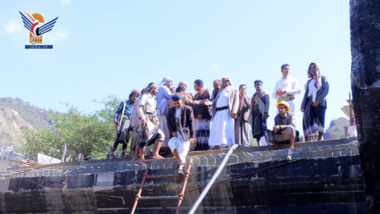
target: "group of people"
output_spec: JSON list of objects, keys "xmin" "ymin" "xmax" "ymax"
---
[{"xmin": 110, "ymin": 62, "xmax": 329, "ymax": 172}]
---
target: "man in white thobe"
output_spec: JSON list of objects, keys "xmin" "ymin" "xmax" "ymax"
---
[
  {"xmin": 272, "ymin": 64, "xmax": 301, "ymax": 114},
  {"xmin": 206, "ymin": 77, "xmax": 239, "ymax": 149}
]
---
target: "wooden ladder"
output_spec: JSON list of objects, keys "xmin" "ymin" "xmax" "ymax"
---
[{"xmin": 131, "ymin": 158, "xmax": 193, "ymax": 214}]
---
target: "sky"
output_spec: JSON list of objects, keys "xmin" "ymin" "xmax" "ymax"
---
[{"xmin": 0, "ymin": 0, "xmax": 352, "ymax": 135}]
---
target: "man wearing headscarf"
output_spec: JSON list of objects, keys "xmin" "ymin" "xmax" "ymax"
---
[
  {"xmin": 205, "ymin": 76, "xmax": 239, "ymax": 149},
  {"xmin": 178, "ymin": 81, "xmax": 188, "ymax": 91},
  {"xmin": 156, "ymin": 76, "xmax": 174, "ymax": 153},
  {"xmin": 130, "ymin": 83, "xmax": 154, "ymax": 160},
  {"xmin": 211, "ymin": 79, "xmax": 222, "ymax": 101},
  {"xmin": 137, "ymin": 83, "xmax": 165, "ymax": 163},
  {"xmin": 301, "ymin": 62, "xmax": 329, "ymax": 142}
]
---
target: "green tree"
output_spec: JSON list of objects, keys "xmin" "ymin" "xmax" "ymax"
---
[
  {"xmin": 21, "ymin": 95, "xmax": 122, "ymax": 160},
  {"xmin": 95, "ymin": 94, "xmax": 121, "ymax": 122}
]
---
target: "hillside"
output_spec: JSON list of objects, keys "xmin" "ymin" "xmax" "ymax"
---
[
  {"xmin": 0, "ymin": 98, "xmax": 52, "ymax": 148},
  {"xmin": 324, "ymin": 117, "xmax": 350, "ymax": 140}
]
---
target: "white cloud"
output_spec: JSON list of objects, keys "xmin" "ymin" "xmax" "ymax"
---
[
  {"xmin": 3, "ymin": 19, "xmax": 23, "ymax": 40},
  {"xmin": 213, "ymin": 64, "xmax": 220, "ymax": 70},
  {"xmin": 44, "ymin": 27, "xmax": 69, "ymax": 44},
  {"xmin": 61, "ymin": 0, "xmax": 71, "ymax": 6}
]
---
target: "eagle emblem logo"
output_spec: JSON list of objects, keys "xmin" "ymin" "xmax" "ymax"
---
[{"xmin": 19, "ymin": 11, "xmax": 58, "ymax": 44}]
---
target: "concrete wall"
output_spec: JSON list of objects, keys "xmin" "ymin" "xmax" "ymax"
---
[
  {"xmin": 350, "ymin": 0, "xmax": 380, "ymax": 213},
  {"xmin": 0, "ymin": 138, "xmax": 365, "ymax": 213}
]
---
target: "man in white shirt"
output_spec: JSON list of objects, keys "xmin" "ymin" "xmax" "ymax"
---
[{"xmin": 272, "ymin": 64, "xmax": 301, "ymax": 115}]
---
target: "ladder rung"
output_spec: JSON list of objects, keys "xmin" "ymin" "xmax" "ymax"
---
[
  {"xmin": 139, "ymin": 195, "xmax": 178, "ymax": 200},
  {"xmin": 131, "ymin": 159, "xmax": 193, "ymax": 214},
  {"xmin": 146, "ymin": 174, "xmax": 184, "ymax": 179}
]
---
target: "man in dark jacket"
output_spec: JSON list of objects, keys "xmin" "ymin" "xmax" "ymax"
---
[{"xmin": 167, "ymin": 95, "xmax": 195, "ymax": 174}]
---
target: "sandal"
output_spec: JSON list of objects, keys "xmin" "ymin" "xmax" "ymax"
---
[
  {"xmin": 109, "ymin": 153, "xmax": 117, "ymax": 159},
  {"xmin": 178, "ymin": 163, "xmax": 185, "ymax": 175},
  {"xmin": 287, "ymin": 148, "xmax": 294, "ymax": 161},
  {"xmin": 178, "ymin": 168, "xmax": 185, "ymax": 175}
]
